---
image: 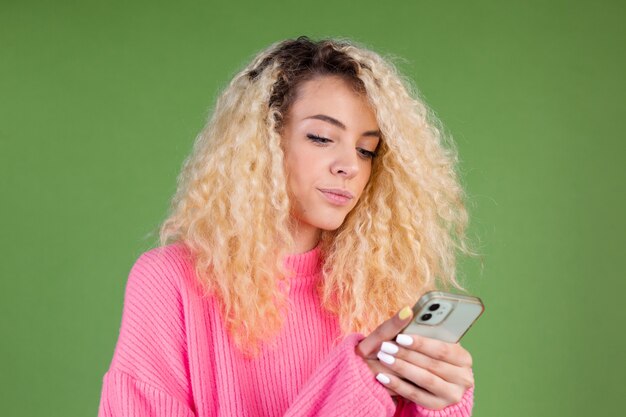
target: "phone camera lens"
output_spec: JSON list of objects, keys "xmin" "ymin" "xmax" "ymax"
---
[
  {"xmin": 421, "ymin": 313, "xmax": 432, "ymax": 321},
  {"xmin": 428, "ymin": 303, "xmax": 440, "ymax": 312}
]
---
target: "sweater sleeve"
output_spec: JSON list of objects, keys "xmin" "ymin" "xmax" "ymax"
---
[
  {"xmin": 99, "ymin": 371, "xmax": 196, "ymax": 417},
  {"xmin": 98, "ymin": 249, "xmax": 197, "ymax": 417},
  {"xmin": 281, "ymin": 332, "xmax": 474, "ymax": 417},
  {"xmin": 282, "ymin": 333, "xmax": 397, "ymax": 417},
  {"xmin": 394, "ymin": 386, "xmax": 474, "ymax": 417}
]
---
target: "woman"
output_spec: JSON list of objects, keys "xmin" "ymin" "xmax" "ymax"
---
[{"xmin": 98, "ymin": 36, "xmax": 475, "ymax": 416}]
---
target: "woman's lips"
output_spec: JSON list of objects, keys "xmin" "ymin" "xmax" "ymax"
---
[{"xmin": 318, "ymin": 188, "xmax": 354, "ymax": 206}]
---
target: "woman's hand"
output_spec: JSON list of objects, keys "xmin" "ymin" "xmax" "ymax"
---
[{"xmin": 356, "ymin": 307, "xmax": 474, "ymax": 410}]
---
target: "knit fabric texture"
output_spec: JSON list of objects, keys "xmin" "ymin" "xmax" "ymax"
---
[{"xmin": 98, "ymin": 244, "xmax": 474, "ymax": 416}]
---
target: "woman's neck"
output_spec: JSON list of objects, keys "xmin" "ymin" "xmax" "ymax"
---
[{"xmin": 290, "ymin": 221, "xmax": 321, "ymax": 253}]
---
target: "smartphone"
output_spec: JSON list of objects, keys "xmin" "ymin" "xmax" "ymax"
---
[{"xmin": 399, "ymin": 291, "xmax": 484, "ymax": 343}]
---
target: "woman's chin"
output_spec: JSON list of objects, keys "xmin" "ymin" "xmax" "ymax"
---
[{"xmin": 317, "ymin": 218, "xmax": 348, "ymax": 232}]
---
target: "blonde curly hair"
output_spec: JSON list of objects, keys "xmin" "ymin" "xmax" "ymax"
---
[{"xmin": 160, "ymin": 36, "xmax": 473, "ymax": 355}]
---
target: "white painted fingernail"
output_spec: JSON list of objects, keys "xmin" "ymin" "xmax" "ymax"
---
[
  {"xmin": 380, "ymin": 341, "xmax": 399, "ymax": 355},
  {"xmin": 396, "ymin": 334, "xmax": 413, "ymax": 346},
  {"xmin": 377, "ymin": 350, "xmax": 396, "ymax": 365},
  {"xmin": 376, "ymin": 373, "xmax": 391, "ymax": 384}
]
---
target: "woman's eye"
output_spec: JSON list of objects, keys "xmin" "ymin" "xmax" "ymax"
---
[
  {"xmin": 306, "ymin": 133, "xmax": 332, "ymax": 144},
  {"xmin": 357, "ymin": 148, "xmax": 377, "ymax": 160}
]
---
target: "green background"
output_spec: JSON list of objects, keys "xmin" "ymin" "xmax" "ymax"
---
[{"xmin": 1, "ymin": 0, "xmax": 624, "ymax": 415}]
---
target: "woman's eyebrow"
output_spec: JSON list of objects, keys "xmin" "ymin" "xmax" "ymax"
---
[{"xmin": 304, "ymin": 114, "xmax": 381, "ymax": 137}]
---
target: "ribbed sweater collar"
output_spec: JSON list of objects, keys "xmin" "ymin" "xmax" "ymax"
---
[{"xmin": 283, "ymin": 244, "xmax": 322, "ymax": 278}]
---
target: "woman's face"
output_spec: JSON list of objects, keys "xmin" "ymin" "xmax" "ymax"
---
[{"xmin": 281, "ymin": 75, "xmax": 380, "ymax": 243}]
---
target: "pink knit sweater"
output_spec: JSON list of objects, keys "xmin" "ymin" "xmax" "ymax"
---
[{"xmin": 98, "ymin": 243, "xmax": 474, "ymax": 416}]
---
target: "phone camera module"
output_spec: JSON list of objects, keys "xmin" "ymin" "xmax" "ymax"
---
[
  {"xmin": 428, "ymin": 303, "xmax": 440, "ymax": 312},
  {"xmin": 420, "ymin": 313, "xmax": 432, "ymax": 321}
]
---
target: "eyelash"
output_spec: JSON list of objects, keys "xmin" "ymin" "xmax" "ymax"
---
[
  {"xmin": 306, "ymin": 133, "xmax": 332, "ymax": 144},
  {"xmin": 306, "ymin": 134, "xmax": 377, "ymax": 160}
]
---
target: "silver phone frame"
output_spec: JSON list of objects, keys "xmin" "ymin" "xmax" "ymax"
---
[{"xmin": 402, "ymin": 291, "xmax": 485, "ymax": 343}]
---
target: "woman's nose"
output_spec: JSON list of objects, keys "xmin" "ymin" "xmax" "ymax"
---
[{"xmin": 330, "ymin": 147, "xmax": 359, "ymax": 178}]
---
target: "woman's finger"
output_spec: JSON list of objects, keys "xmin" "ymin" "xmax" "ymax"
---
[
  {"xmin": 374, "ymin": 371, "xmax": 455, "ymax": 410},
  {"xmin": 376, "ymin": 352, "xmax": 466, "ymax": 403},
  {"xmin": 395, "ymin": 333, "xmax": 473, "ymax": 368},
  {"xmin": 364, "ymin": 358, "xmax": 401, "ymax": 397},
  {"xmin": 356, "ymin": 306, "xmax": 413, "ymax": 358},
  {"xmin": 380, "ymin": 342, "xmax": 474, "ymax": 388}
]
